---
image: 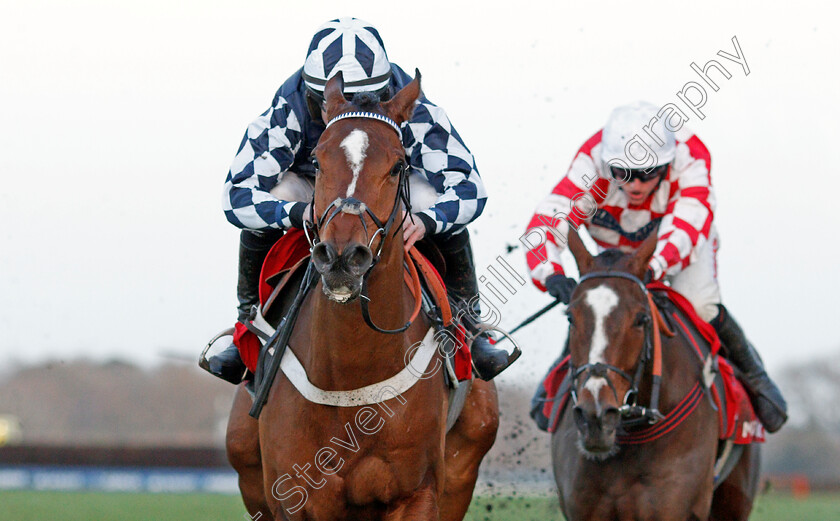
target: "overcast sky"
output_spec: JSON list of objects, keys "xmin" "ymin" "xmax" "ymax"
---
[{"xmin": 1, "ymin": 0, "xmax": 838, "ymax": 383}]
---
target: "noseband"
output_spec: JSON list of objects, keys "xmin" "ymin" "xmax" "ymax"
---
[
  {"xmin": 570, "ymin": 271, "xmax": 667, "ymax": 426},
  {"xmin": 305, "ymin": 111, "xmax": 409, "ymax": 256},
  {"xmin": 305, "ymin": 111, "xmax": 414, "ymax": 334}
]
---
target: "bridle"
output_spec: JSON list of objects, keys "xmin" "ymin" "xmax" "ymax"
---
[
  {"xmin": 304, "ymin": 111, "xmax": 416, "ymax": 335},
  {"xmin": 569, "ymin": 271, "xmax": 672, "ymax": 426}
]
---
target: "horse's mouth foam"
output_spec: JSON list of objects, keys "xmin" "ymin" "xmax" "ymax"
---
[
  {"xmin": 576, "ymin": 437, "xmax": 620, "ymax": 461},
  {"xmin": 322, "ymin": 285, "xmax": 356, "ymax": 303}
]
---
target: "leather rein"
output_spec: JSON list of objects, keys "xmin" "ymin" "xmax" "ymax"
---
[
  {"xmin": 569, "ymin": 271, "xmax": 675, "ymax": 427},
  {"xmin": 303, "ymin": 111, "xmax": 421, "ymax": 335}
]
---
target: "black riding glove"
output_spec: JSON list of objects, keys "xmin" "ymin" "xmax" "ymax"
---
[{"xmin": 545, "ymin": 273, "xmax": 577, "ymax": 304}]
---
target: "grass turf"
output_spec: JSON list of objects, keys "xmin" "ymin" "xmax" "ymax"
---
[
  {"xmin": 1, "ymin": 490, "xmax": 245, "ymax": 521},
  {"xmin": 1, "ymin": 490, "xmax": 838, "ymax": 520}
]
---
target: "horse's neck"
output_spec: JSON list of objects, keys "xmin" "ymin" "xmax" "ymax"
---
[{"xmin": 306, "ymin": 243, "xmax": 415, "ymax": 388}]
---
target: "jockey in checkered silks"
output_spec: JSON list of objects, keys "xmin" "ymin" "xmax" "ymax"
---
[
  {"xmin": 523, "ymin": 101, "xmax": 787, "ymax": 433},
  {"xmin": 203, "ymin": 18, "xmax": 514, "ymax": 384}
]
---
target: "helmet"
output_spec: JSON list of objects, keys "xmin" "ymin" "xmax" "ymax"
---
[
  {"xmin": 601, "ymin": 101, "xmax": 676, "ymax": 171},
  {"xmin": 302, "ymin": 18, "xmax": 391, "ymax": 97}
]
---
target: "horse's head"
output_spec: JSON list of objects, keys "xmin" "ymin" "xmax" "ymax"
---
[
  {"xmin": 309, "ymin": 70, "xmax": 421, "ymax": 302},
  {"xmin": 564, "ymin": 229, "xmax": 658, "ymax": 459}
]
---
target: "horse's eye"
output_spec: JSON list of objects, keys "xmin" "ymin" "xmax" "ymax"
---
[
  {"xmin": 566, "ymin": 312, "xmax": 575, "ymax": 327},
  {"xmin": 634, "ymin": 313, "xmax": 650, "ymax": 328},
  {"xmin": 390, "ymin": 159, "xmax": 406, "ymax": 177},
  {"xmin": 311, "ymin": 156, "xmax": 320, "ymax": 172}
]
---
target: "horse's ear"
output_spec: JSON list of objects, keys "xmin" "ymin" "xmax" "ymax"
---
[
  {"xmin": 382, "ymin": 69, "xmax": 421, "ymax": 125},
  {"xmin": 324, "ymin": 72, "xmax": 349, "ymax": 120},
  {"xmin": 627, "ymin": 228, "xmax": 659, "ymax": 278},
  {"xmin": 567, "ymin": 227, "xmax": 595, "ymax": 275}
]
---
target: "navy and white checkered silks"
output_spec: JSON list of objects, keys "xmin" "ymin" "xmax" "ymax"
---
[
  {"xmin": 302, "ymin": 18, "xmax": 391, "ymax": 94},
  {"xmin": 223, "ymin": 65, "xmax": 487, "ymax": 236},
  {"xmin": 223, "ymin": 94, "xmax": 305, "ymax": 231}
]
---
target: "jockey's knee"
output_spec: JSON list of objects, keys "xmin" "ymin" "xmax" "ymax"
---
[
  {"xmin": 672, "ymin": 280, "xmax": 721, "ymax": 322},
  {"xmin": 407, "ymin": 172, "xmax": 438, "ymax": 213},
  {"xmin": 694, "ymin": 300, "xmax": 721, "ymax": 323},
  {"xmin": 670, "ymin": 277, "xmax": 720, "ymax": 322},
  {"xmin": 668, "ymin": 265, "xmax": 721, "ymax": 323},
  {"xmin": 269, "ymin": 171, "xmax": 315, "ymax": 202}
]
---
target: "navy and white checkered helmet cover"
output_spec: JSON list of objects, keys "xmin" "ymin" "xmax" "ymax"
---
[{"xmin": 303, "ymin": 18, "xmax": 391, "ymax": 95}]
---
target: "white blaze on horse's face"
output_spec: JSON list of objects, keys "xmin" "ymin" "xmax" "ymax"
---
[
  {"xmin": 582, "ymin": 285, "xmax": 619, "ymax": 408},
  {"xmin": 340, "ymin": 129, "xmax": 369, "ymax": 198}
]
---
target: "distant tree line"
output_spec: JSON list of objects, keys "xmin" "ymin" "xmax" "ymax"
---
[{"xmin": 1, "ymin": 351, "xmax": 838, "ymax": 482}]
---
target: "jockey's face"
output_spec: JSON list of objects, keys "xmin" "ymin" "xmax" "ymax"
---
[
  {"xmin": 610, "ymin": 163, "xmax": 668, "ymax": 206},
  {"xmin": 621, "ymin": 175, "xmax": 661, "ymax": 205}
]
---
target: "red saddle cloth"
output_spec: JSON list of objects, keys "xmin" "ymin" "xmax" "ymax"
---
[
  {"xmin": 231, "ymin": 229, "xmax": 309, "ymax": 373},
  {"xmin": 537, "ymin": 284, "xmax": 765, "ymax": 444},
  {"xmin": 232, "ymin": 229, "xmax": 472, "ymax": 381}
]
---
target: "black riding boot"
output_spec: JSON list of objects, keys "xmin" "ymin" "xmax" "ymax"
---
[
  {"xmin": 203, "ymin": 229, "xmax": 282, "ymax": 384},
  {"xmin": 436, "ymin": 230, "xmax": 518, "ymax": 381},
  {"xmin": 711, "ymin": 304, "xmax": 787, "ymax": 433}
]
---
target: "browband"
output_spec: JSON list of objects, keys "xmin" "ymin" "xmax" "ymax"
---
[{"xmin": 326, "ymin": 111, "xmax": 402, "ymax": 141}]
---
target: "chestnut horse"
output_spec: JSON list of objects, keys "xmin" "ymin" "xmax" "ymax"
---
[
  {"xmin": 225, "ymin": 72, "xmax": 499, "ymax": 521},
  {"xmin": 552, "ymin": 230, "xmax": 760, "ymax": 521}
]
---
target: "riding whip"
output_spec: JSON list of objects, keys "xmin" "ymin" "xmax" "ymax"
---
[{"xmin": 495, "ymin": 298, "xmax": 563, "ymax": 344}]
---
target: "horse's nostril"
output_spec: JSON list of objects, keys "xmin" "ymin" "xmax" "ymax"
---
[
  {"xmin": 312, "ymin": 243, "xmax": 338, "ymax": 273},
  {"xmin": 342, "ymin": 244, "xmax": 373, "ymax": 276}
]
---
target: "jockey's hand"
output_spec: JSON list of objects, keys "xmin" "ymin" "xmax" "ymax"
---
[
  {"xmin": 545, "ymin": 273, "xmax": 577, "ymax": 304},
  {"xmin": 402, "ymin": 210, "xmax": 425, "ymax": 251}
]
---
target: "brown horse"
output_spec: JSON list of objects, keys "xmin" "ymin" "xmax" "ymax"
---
[
  {"xmin": 551, "ymin": 230, "xmax": 760, "ymax": 521},
  {"xmin": 225, "ymin": 72, "xmax": 499, "ymax": 521}
]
